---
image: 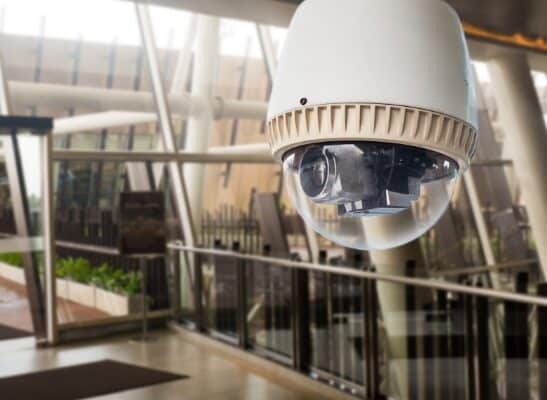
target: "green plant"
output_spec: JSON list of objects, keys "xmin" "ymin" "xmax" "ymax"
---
[
  {"xmin": 55, "ymin": 257, "xmax": 142, "ymax": 297},
  {"xmin": 0, "ymin": 252, "xmax": 23, "ymax": 267},
  {"xmin": 55, "ymin": 257, "xmax": 92, "ymax": 283},
  {"xmin": 120, "ymin": 271, "xmax": 142, "ymax": 296}
]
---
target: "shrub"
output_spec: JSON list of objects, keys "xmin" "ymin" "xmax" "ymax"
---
[
  {"xmin": 0, "ymin": 252, "xmax": 23, "ymax": 267},
  {"xmin": 55, "ymin": 257, "xmax": 142, "ymax": 296}
]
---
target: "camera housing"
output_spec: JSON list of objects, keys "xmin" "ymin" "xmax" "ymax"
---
[{"xmin": 267, "ymin": 0, "xmax": 478, "ymax": 250}]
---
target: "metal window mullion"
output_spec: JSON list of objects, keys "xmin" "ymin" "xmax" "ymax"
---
[{"xmin": 42, "ymin": 131, "xmax": 57, "ymax": 344}]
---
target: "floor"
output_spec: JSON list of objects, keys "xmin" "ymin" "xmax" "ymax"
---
[
  {"xmin": 0, "ymin": 329, "xmax": 354, "ymax": 400},
  {"xmin": 0, "ymin": 278, "xmax": 32, "ymax": 331},
  {"xmin": 0, "ymin": 276, "xmax": 108, "ymax": 333}
]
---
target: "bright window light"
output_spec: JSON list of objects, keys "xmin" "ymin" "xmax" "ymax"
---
[{"xmin": 0, "ymin": 0, "xmax": 288, "ymax": 58}]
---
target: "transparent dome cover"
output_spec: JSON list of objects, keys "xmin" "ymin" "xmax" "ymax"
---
[{"xmin": 283, "ymin": 142, "xmax": 459, "ymax": 250}]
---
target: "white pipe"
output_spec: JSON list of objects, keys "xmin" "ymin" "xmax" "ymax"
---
[
  {"xmin": 129, "ymin": 0, "xmax": 295, "ymax": 28},
  {"xmin": 208, "ymin": 142, "xmax": 270, "ymax": 156},
  {"xmin": 8, "ymin": 81, "xmax": 267, "ymax": 120},
  {"xmin": 53, "ymin": 111, "xmax": 160, "ymax": 135}
]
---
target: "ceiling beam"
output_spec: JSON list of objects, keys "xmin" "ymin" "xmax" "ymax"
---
[{"xmin": 127, "ymin": 0, "xmax": 294, "ymax": 27}]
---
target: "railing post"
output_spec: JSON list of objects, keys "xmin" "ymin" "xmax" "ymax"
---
[
  {"xmin": 538, "ymin": 283, "xmax": 547, "ymax": 400},
  {"xmin": 170, "ymin": 246, "xmax": 182, "ymax": 320},
  {"xmin": 450, "ymin": 298, "xmax": 466, "ymax": 400},
  {"xmin": 194, "ymin": 251, "xmax": 205, "ymax": 332},
  {"xmin": 291, "ymin": 253, "xmax": 310, "ymax": 372},
  {"xmin": 422, "ymin": 301, "xmax": 435, "ymax": 400},
  {"xmin": 313, "ymin": 250, "xmax": 329, "ymax": 372},
  {"xmin": 464, "ymin": 292, "xmax": 476, "ymax": 400},
  {"xmin": 437, "ymin": 290, "xmax": 450, "ymax": 399},
  {"xmin": 262, "ymin": 244, "xmax": 274, "ymax": 350},
  {"xmin": 476, "ymin": 283, "xmax": 490, "ymax": 400},
  {"xmin": 405, "ymin": 261, "xmax": 418, "ymax": 400},
  {"xmin": 234, "ymin": 241, "xmax": 248, "ymax": 349},
  {"xmin": 505, "ymin": 272, "xmax": 529, "ymax": 399}
]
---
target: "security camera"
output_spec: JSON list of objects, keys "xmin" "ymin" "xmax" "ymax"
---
[{"xmin": 267, "ymin": 0, "xmax": 478, "ymax": 250}]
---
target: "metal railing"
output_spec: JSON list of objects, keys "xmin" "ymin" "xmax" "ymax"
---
[
  {"xmin": 168, "ymin": 242, "xmax": 547, "ymax": 307},
  {"xmin": 168, "ymin": 241, "xmax": 547, "ymax": 400}
]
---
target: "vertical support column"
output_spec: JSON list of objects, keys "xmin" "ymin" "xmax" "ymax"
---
[
  {"xmin": 369, "ymin": 213, "xmax": 430, "ymax": 400},
  {"xmin": 135, "ymin": 4, "xmax": 196, "ymax": 248},
  {"xmin": 0, "ymin": 52, "xmax": 47, "ymax": 339},
  {"xmin": 183, "ymin": 15, "xmax": 219, "ymax": 231},
  {"xmin": 42, "ymin": 132, "xmax": 58, "ymax": 345},
  {"xmin": 488, "ymin": 54, "xmax": 547, "ymax": 277},
  {"xmin": 405, "ymin": 262, "xmax": 418, "ymax": 400}
]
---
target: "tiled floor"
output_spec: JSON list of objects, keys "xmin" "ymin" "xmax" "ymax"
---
[
  {"xmin": 0, "ymin": 278, "xmax": 33, "ymax": 331},
  {"xmin": 0, "ymin": 329, "xmax": 354, "ymax": 399}
]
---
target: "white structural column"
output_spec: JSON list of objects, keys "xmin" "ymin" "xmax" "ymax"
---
[
  {"xmin": 489, "ymin": 54, "xmax": 547, "ymax": 278},
  {"xmin": 183, "ymin": 15, "xmax": 220, "ymax": 231},
  {"xmin": 368, "ymin": 215, "xmax": 429, "ymax": 399}
]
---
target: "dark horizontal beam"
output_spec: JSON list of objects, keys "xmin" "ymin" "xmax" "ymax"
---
[{"xmin": 0, "ymin": 115, "xmax": 53, "ymax": 135}]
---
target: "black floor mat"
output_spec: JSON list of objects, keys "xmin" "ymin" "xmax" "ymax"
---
[
  {"xmin": 0, "ymin": 323, "xmax": 31, "ymax": 340},
  {"xmin": 0, "ymin": 359, "xmax": 188, "ymax": 400}
]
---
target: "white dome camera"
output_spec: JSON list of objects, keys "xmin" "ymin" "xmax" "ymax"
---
[{"xmin": 267, "ymin": 0, "xmax": 478, "ymax": 250}]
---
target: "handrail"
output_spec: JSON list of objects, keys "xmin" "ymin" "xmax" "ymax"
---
[
  {"xmin": 168, "ymin": 242, "xmax": 547, "ymax": 307},
  {"xmin": 435, "ymin": 258, "xmax": 538, "ymax": 278},
  {"xmin": 52, "ymin": 149, "xmax": 275, "ymax": 164}
]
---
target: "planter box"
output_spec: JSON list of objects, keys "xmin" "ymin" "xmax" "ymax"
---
[
  {"xmin": 56, "ymin": 278, "xmax": 69, "ymax": 300},
  {"xmin": 0, "ymin": 262, "xmax": 144, "ymax": 316},
  {"xmin": 95, "ymin": 288, "xmax": 145, "ymax": 316},
  {"xmin": 0, "ymin": 262, "xmax": 25, "ymax": 285},
  {"xmin": 67, "ymin": 280, "xmax": 96, "ymax": 308}
]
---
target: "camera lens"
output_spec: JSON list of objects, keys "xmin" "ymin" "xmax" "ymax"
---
[{"xmin": 299, "ymin": 146, "xmax": 332, "ymax": 198}]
